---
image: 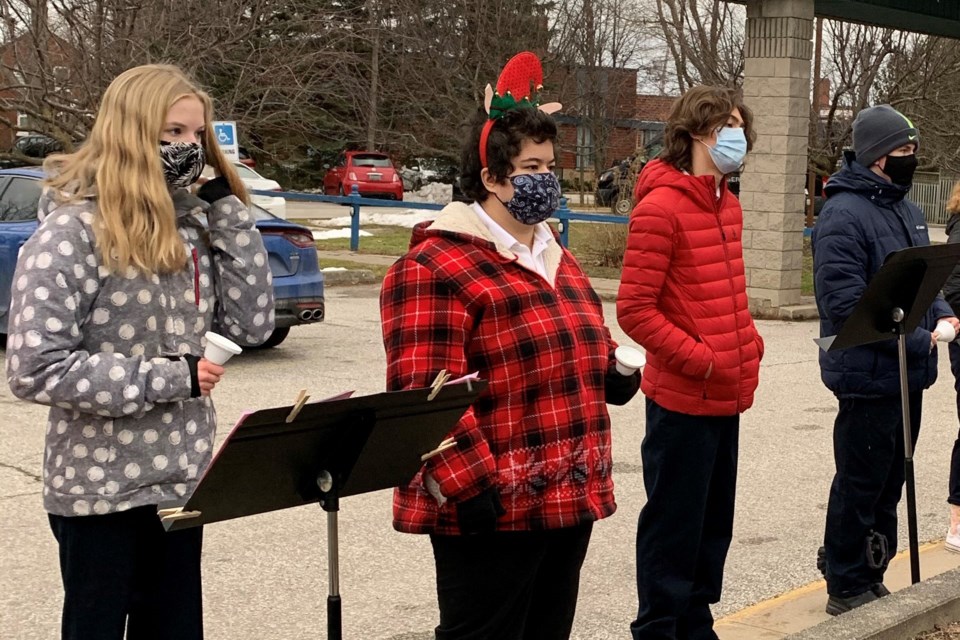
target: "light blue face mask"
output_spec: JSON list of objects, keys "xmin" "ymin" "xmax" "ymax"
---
[{"xmin": 700, "ymin": 127, "xmax": 747, "ymax": 175}]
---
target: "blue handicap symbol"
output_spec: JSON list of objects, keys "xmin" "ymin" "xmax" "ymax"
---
[{"xmin": 214, "ymin": 124, "xmax": 235, "ymax": 146}]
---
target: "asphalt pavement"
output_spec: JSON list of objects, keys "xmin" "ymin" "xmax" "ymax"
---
[{"xmin": 3, "ymin": 283, "xmax": 960, "ymax": 639}]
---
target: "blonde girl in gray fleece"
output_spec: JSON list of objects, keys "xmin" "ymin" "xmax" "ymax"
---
[{"xmin": 6, "ymin": 64, "xmax": 274, "ymax": 640}]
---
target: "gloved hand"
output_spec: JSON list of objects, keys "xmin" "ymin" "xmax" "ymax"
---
[
  {"xmin": 604, "ymin": 364, "xmax": 641, "ymax": 406},
  {"xmin": 196, "ymin": 176, "xmax": 234, "ymax": 204},
  {"xmin": 455, "ymin": 486, "xmax": 505, "ymax": 534}
]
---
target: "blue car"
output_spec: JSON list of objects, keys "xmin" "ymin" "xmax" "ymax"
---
[{"xmin": 0, "ymin": 168, "xmax": 323, "ymax": 348}]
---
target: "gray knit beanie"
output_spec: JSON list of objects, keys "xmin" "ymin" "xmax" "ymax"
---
[{"xmin": 853, "ymin": 105, "xmax": 919, "ymax": 168}]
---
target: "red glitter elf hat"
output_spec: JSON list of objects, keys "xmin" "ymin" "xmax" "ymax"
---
[{"xmin": 479, "ymin": 51, "xmax": 562, "ymax": 168}]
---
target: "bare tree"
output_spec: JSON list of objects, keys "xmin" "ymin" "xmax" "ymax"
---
[
  {"xmin": 808, "ymin": 21, "xmax": 906, "ymax": 176},
  {"xmin": 550, "ymin": 0, "xmax": 649, "ymax": 172},
  {"xmin": 644, "ymin": 0, "xmax": 745, "ymax": 91},
  {"xmin": 878, "ymin": 35, "xmax": 960, "ymax": 174},
  {"xmin": 0, "ymin": 0, "xmax": 371, "ymax": 170}
]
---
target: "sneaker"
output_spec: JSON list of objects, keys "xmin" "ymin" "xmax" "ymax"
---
[
  {"xmin": 825, "ymin": 589, "xmax": 880, "ymax": 616},
  {"xmin": 871, "ymin": 583, "xmax": 891, "ymax": 598},
  {"xmin": 946, "ymin": 527, "xmax": 960, "ymax": 554}
]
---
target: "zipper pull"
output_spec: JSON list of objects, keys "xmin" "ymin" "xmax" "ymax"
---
[{"xmin": 191, "ymin": 247, "xmax": 200, "ymax": 307}]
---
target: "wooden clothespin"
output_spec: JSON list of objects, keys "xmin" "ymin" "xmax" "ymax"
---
[
  {"xmin": 427, "ymin": 369, "xmax": 451, "ymax": 401},
  {"xmin": 421, "ymin": 437, "xmax": 457, "ymax": 462},
  {"xmin": 286, "ymin": 389, "xmax": 310, "ymax": 423},
  {"xmin": 157, "ymin": 507, "xmax": 202, "ymax": 523}
]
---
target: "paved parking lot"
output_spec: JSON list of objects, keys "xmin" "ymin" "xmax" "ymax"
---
[{"xmin": 3, "ymin": 284, "xmax": 960, "ymax": 639}]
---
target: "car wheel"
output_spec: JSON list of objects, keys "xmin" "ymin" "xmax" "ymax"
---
[
  {"xmin": 613, "ymin": 196, "xmax": 633, "ymax": 216},
  {"xmin": 250, "ymin": 327, "xmax": 290, "ymax": 349}
]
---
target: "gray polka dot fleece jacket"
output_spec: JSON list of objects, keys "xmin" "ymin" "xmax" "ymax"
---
[{"xmin": 6, "ymin": 188, "xmax": 275, "ymax": 517}]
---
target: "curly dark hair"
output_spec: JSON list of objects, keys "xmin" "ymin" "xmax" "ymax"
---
[
  {"xmin": 460, "ymin": 107, "xmax": 558, "ymax": 202},
  {"xmin": 659, "ymin": 85, "xmax": 755, "ymax": 173}
]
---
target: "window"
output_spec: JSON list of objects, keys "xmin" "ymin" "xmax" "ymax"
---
[
  {"xmin": 16, "ymin": 113, "xmax": 29, "ymax": 137},
  {"xmin": 351, "ymin": 154, "xmax": 392, "ymax": 168},
  {"xmin": 576, "ymin": 126, "xmax": 594, "ymax": 170},
  {"xmin": 0, "ymin": 178, "xmax": 42, "ymax": 222},
  {"xmin": 232, "ymin": 163, "xmax": 260, "ymax": 180}
]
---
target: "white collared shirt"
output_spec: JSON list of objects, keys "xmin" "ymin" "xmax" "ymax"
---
[{"xmin": 471, "ymin": 202, "xmax": 554, "ymax": 280}]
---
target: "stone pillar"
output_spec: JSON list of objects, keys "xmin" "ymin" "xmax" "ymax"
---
[{"xmin": 740, "ymin": 0, "xmax": 813, "ymax": 313}]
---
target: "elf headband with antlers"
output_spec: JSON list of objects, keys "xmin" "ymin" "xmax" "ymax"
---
[{"xmin": 479, "ymin": 51, "xmax": 562, "ymax": 168}]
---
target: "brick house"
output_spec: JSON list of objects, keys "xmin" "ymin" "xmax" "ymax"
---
[{"xmin": 549, "ymin": 63, "xmax": 676, "ymax": 185}]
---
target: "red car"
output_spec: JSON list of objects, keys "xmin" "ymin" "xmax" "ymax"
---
[{"xmin": 323, "ymin": 151, "xmax": 404, "ymax": 200}]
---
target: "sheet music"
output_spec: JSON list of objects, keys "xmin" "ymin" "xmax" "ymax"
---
[{"xmin": 444, "ymin": 372, "xmax": 480, "ymax": 386}]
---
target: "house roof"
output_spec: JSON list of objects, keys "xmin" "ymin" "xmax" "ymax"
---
[{"xmin": 727, "ymin": 0, "xmax": 960, "ymax": 39}]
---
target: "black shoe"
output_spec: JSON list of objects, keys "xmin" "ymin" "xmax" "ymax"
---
[
  {"xmin": 825, "ymin": 589, "xmax": 880, "ymax": 616},
  {"xmin": 871, "ymin": 583, "xmax": 891, "ymax": 598}
]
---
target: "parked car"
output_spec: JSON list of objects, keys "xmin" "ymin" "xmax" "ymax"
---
[
  {"xmin": 198, "ymin": 162, "xmax": 287, "ymax": 219},
  {"xmin": 0, "ymin": 168, "xmax": 323, "ymax": 348},
  {"xmin": 13, "ymin": 134, "xmax": 62, "ymax": 159},
  {"xmin": 323, "ymin": 151, "xmax": 403, "ymax": 200},
  {"xmin": 238, "ymin": 146, "xmax": 255, "ymax": 168},
  {"xmin": 398, "ymin": 161, "xmax": 432, "ymax": 192}
]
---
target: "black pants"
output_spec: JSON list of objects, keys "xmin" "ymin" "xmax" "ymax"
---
[
  {"xmin": 48, "ymin": 505, "xmax": 204, "ymax": 640},
  {"xmin": 631, "ymin": 399, "xmax": 739, "ymax": 640},
  {"xmin": 948, "ymin": 342, "xmax": 960, "ymax": 505},
  {"xmin": 823, "ymin": 393, "xmax": 922, "ymax": 597},
  {"xmin": 430, "ymin": 522, "xmax": 593, "ymax": 640}
]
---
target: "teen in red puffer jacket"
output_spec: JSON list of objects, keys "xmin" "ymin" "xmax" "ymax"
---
[
  {"xmin": 617, "ymin": 158, "xmax": 763, "ymax": 416},
  {"xmin": 616, "ymin": 86, "xmax": 763, "ymax": 640}
]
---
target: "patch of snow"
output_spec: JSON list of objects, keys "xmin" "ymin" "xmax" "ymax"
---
[{"xmin": 312, "ymin": 228, "xmax": 374, "ymax": 240}]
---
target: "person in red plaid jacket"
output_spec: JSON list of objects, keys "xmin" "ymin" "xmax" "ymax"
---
[{"xmin": 379, "ymin": 53, "xmax": 640, "ymax": 640}]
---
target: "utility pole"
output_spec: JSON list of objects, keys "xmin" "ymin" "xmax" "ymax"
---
[{"xmin": 366, "ymin": 0, "xmax": 380, "ymax": 151}]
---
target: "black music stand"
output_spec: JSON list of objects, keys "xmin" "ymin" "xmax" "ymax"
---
[
  {"xmin": 816, "ymin": 243, "xmax": 960, "ymax": 584},
  {"xmin": 159, "ymin": 378, "xmax": 486, "ymax": 639}
]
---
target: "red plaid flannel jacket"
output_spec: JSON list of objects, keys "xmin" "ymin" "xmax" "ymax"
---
[{"xmin": 380, "ymin": 203, "xmax": 619, "ymax": 534}]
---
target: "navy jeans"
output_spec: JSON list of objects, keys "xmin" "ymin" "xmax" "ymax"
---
[
  {"xmin": 823, "ymin": 393, "xmax": 921, "ymax": 597},
  {"xmin": 949, "ymin": 341, "xmax": 960, "ymax": 505},
  {"xmin": 48, "ymin": 505, "xmax": 204, "ymax": 640},
  {"xmin": 631, "ymin": 398, "xmax": 739, "ymax": 640}
]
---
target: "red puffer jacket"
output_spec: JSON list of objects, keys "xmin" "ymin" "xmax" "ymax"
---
[{"xmin": 617, "ymin": 159, "xmax": 763, "ymax": 416}]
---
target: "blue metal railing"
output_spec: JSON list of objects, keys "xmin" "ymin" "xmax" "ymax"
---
[{"xmin": 252, "ymin": 186, "xmax": 626, "ymax": 251}]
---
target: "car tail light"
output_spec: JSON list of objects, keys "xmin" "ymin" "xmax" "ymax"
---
[
  {"xmin": 393, "ymin": 173, "xmax": 400, "ymax": 182},
  {"xmin": 262, "ymin": 229, "xmax": 316, "ymax": 248},
  {"xmin": 348, "ymin": 172, "xmax": 358, "ymax": 181}
]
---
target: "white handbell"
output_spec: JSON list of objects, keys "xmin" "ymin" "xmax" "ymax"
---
[{"xmin": 936, "ymin": 320, "xmax": 957, "ymax": 343}]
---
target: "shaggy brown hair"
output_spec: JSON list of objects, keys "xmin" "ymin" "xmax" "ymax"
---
[{"xmin": 659, "ymin": 85, "xmax": 756, "ymax": 173}]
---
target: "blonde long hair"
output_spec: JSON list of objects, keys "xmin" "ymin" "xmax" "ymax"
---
[
  {"xmin": 43, "ymin": 64, "xmax": 248, "ymax": 275},
  {"xmin": 949, "ymin": 181, "xmax": 960, "ymax": 216}
]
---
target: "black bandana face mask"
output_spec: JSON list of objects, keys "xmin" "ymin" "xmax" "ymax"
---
[
  {"xmin": 159, "ymin": 141, "xmax": 205, "ymax": 188},
  {"xmin": 883, "ymin": 153, "xmax": 918, "ymax": 187}
]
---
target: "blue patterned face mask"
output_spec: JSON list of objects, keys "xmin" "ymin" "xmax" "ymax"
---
[{"xmin": 499, "ymin": 172, "xmax": 561, "ymax": 225}]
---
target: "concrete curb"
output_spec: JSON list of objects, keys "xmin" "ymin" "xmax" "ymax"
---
[{"xmin": 784, "ymin": 566, "xmax": 960, "ymax": 640}]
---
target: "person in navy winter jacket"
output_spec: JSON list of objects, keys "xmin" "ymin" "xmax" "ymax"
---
[{"xmin": 812, "ymin": 104, "xmax": 958, "ymax": 616}]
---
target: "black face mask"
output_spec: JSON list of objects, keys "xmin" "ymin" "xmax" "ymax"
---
[{"xmin": 883, "ymin": 154, "xmax": 918, "ymax": 187}]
